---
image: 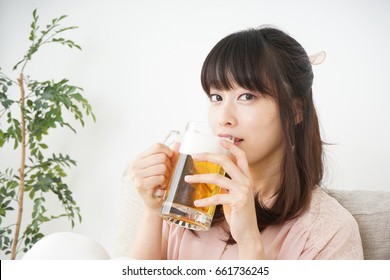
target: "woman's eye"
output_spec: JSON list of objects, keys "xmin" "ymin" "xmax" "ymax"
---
[
  {"xmin": 209, "ymin": 94, "xmax": 222, "ymax": 102},
  {"xmin": 238, "ymin": 93, "xmax": 256, "ymax": 101}
]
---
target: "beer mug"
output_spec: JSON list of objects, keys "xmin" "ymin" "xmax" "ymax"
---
[{"xmin": 160, "ymin": 121, "xmax": 230, "ymax": 231}]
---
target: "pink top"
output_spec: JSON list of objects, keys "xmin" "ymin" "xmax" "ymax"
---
[{"xmin": 162, "ymin": 188, "xmax": 364, "ymax": 259}]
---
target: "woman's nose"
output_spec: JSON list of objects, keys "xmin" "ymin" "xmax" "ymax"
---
[{"xmin": 218, "ymin": 102, "xmax": 237, "ymax": 128}]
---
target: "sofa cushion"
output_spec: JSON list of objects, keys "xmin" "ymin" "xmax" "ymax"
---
[{"xmin": 325, "ymin": 189, "xmax": 390, "ymax": 260}]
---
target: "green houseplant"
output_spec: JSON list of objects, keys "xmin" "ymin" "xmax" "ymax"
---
[{"xmin": 0, "ymin": 9, "xmax": 95, "ymax": 259}]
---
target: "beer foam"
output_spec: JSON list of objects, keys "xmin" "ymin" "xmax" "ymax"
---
[{"xmin": 179, "ymin": 129, "xmax": 229, "ymax": 155}]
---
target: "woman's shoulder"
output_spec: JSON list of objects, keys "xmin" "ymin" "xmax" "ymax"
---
[
  {"xmin": 291, "ymin": 187, "xmax": 362, "ymax": 258},
  {"xmin": 295, "ymin": 187, "xmax": 358, "ymax": 230}
]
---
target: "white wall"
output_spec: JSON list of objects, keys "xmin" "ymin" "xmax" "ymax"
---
[{"xmin": 1, "ymin": 0, "xmax": 389, "ymax": 258}]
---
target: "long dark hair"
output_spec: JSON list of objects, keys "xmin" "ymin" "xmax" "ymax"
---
[{"xmin": 200, "ymin": 26, "xmax": 323, "ymax": 243}]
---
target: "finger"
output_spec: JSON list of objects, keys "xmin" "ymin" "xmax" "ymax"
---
[
  {"xmin": 136, "ymin": 143, "xmax": 174, "ymax": 160},
  {"xmin": 219, "ymin": 139, "xmax": 251, "ymax": 178},
  {"xmin": 185, "ymin": 173, "xmax": 241, "ymax": 192},
  {"xmin": 137, "ymin": 175, "xmax": 168, "ymax": 193},
  {"xmin": 137, "ymin": 163, "xmax": 171, "ymax": 181},
  {"xmin": 152, "ymin": 188, "xmax": 166, "ymax": 198},
  {"xmin": 194, "ymin": 193, "xmax": 236, "ymax": 207},
  {"xmin": 134, "ymin": 152, "xmax": 172, "ymax": 170}
]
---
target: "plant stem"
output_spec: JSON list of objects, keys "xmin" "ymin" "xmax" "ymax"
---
[{"xmin": 11, "ymin": 73, "xmax": 27, "ymax": 260}]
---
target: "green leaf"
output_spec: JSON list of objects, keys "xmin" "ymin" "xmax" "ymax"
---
[
  {"xmin": 13, "ymin": 60, "xmax": 24, "ymax": 70},
  {"xmin": 1, "ymin": 99, "xmax": 13, "ymax": 109},
  {"xmin": 26, "ymin": 99, "xmax": 33, "ymax": 108},
  {"xmin": 29, "ymin": 190, "xmax": 35, "ymax": 199},
  {"xmin": 32, "ymin": 9, "xmax": 37, "ymax": 21},
  {"xmin": 38, "ymin": 143, "xmax": 48, "ymax": 149},
  {"xmin": 58, "ymin": 15, "xmax": 68, "ymax": 21}
]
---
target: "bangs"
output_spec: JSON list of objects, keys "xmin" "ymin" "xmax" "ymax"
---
[{"xmin": 201, "ymin": 29, "xmax": 274, "ymax": 97}]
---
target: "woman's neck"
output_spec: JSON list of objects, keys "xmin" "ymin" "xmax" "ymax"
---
[{"xmin": 249, "ymin": 161, "xmax": 281, "ymax": 203}]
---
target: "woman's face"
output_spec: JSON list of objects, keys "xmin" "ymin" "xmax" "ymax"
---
[{"xmin": 208, "ymin": 84, "xmax": 286, "ymax": 174}]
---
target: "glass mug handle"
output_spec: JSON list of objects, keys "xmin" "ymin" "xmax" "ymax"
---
[
  {"xmin": 162, "ymin": 130, "xmax": 181, "ymax": 148},
  {"xmin": 152, "ymin": 130, "xmax": 181, "ymax": 199}
]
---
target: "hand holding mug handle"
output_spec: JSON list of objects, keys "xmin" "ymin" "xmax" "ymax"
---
[{"xmin": 152, "ymin": 130, "xmax": 181, "ymax": 198}]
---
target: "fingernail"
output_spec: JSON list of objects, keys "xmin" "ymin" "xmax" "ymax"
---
[{"xmin": 220, "ymin": 137, "xmax": 234, "ymax": 144}]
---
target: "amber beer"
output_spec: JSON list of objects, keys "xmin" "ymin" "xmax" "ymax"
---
[{"xmin": 160, "ymin": 122, "xmax": 229, "ymax": 231}]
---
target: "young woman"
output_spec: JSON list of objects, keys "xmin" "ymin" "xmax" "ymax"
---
[{"xmin": 128, "ymin": 26, "xmax": 363, "ymax": 259}]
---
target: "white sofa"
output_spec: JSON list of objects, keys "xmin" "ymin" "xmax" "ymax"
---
[{"xmin": 113, "ymin": 181, "xmax": 390, "ymax": 260}]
